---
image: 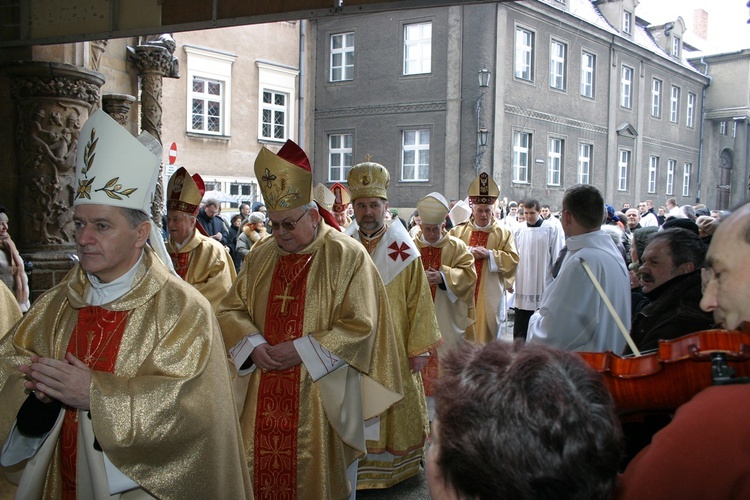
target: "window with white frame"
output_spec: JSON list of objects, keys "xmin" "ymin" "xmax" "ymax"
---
[
  {"xmin": 547, "ymin": 137, "xmax": 563, "ymax": 186},
  {"xmin": 623, "ymin": 11, "xmax": 632, "ymax": 34},
  {"xmin": 651, "ymin": 78, "xmax": 662, "ymax": 118},
  {"xmin": 257, "ymin": 62, "xmax": 299, "ymax": 143},
  {"xmin": 513, "ymin": 131, "xmax": 531, "ymax": 183},
  {"xmin": 190, "ymin": 77, "xmax": 223, "ymax": 134},
  {"xmin": 672, "ymin": 36, "xmax": 681, "ymax": 58},
  {"xmin": 403, "ymin": 22, "xmax": 432, "ymax": 75},
  {"xmin": 686, "ymin": 92, "xmax": 695, "ymax": 128},
  {"xmin": 515, "ymin": 27, "xmax": 534, "ymax": 81},
  {"xmin": 720, "ymin": 121, "xmax": 727, "ymax": 135},
  {"xmin": 666, "ymin": 159, "xmax": 676, "ymax": 196},
  {"xmin": 621, "ymin": 66, "xmax": 633, "ymax": 109},
  {"xmin": 618, "ymin": 149, "xmax": 630, "ymax": 191},
  {"xmin": 550, "ymin": 40, "xmax": 567, "ymax": 90},
  {"xmin": 230, "ymin": 182, "xmax": 257, "ymax": 201},
  {"xmin": 402, "ymin": 129, "xmax": 430, "ymax": 181},
  {"xmin": 184, "ymin": 45, "xmax": 237, "ymax": 136},
  {"xmin": 683, "ymin": 162, "xmax": 692, "ymax": 196},
  {"xmin": 648, "ymin": 156, "xmax": 659, "ymax": 194},
  {"xmin": 670, "ymin": 85, "xmax": 680, "ymax": 123},
  {"xmin": 330, "ymin": 32, "xmax": 355, "ymax": 82},
  {"xmin": 328, "ymin": 133, "xmax": 353, "ymax": 182},
  {"xmin": 261, "ymin": 90, "xmax": 288, "ymax": 141},
  {"xmin": 580, "ymin": 50, "xmax": 595, "ymax": 98},
  {"xmin": 577, "ymin": 143, "xmax": 592, "ymax": 184}
]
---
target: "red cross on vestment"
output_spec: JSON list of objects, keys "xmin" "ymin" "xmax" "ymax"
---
[{"xmin": 388, "ymin": 241, "xmax": 411, "ymax": 261}]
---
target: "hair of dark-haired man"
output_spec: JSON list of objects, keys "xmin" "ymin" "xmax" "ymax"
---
[
  {"xmin": 524, "ymin": 198, "xmax": 541, "ymax": 212},
  {"xmin": 647, "ymin": 228, "xmax": 706, "ymax": 270},
  {"xmin": 562, "ymin": 184, "xmax": 605, "ymax": 230},
  {"xmin": 432, "ymin": 341, "xmax": 623, "ymax": 500}
]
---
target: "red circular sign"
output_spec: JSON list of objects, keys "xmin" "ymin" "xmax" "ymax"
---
[{"xmin": 168, "ymin": 142, "xmax": 177, "ymax": 165}]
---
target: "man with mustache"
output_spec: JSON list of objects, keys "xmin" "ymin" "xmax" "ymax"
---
[{"xmin": 623, "ymin": 228, "xmax": 713, "ymax": 355}]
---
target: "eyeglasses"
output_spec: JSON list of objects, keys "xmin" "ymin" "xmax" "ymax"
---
[{"xmin": 269, "ymin": 210, "xmax": 308, "ymax": 232}]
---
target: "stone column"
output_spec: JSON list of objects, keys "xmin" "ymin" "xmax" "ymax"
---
[
  {"xmin": 102, "ymin": 93, "xmax": 136, "ymax": 126},
  {"xmin": 128, "ymin": 42, "xmax": 180, "ymax": 227},
  {"xmin": 5, "ymin": 61, "xmax": 104, "ymax": 296}
]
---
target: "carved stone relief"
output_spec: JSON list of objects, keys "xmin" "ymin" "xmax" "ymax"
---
[{"xmin": 6, "ymin": 62, "xmax": 104, "ymax": 248}]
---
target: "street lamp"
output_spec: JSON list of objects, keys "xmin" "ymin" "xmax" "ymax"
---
[
  {"xmin": 477, "ymin": 127, "xmax": 489, "ymax": 147},
  {"xmin": 475, "ymin": 66, "xmax": 492, "ymax": 175},
  {"xmin": 478, "ymin": 65, "xmax": 491, "ymax": 88}
]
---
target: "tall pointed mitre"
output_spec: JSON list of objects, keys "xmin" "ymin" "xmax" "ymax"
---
[
  {"xmin": 167, "ymin": 167, "xmax": 205, "ymax": 216},
  {"xmin": 347, "ymin": 161, "xmax": 390, "ymax": 200},
  {"xmin": 468, "ymin": 172, "xmax": 499, "ymax": 205},
  {"xmin": 74, "ymin": 109, "xmax": 160, "ymax": 214},
  {"xmin": 329, "ymin": 182, "xmax": 351, "ymax": 214},
  {"xmin": 254, "ymin": 139, "xmax": 313, "ymax": 212},
  {"xmin": 417, "ymin": 192, "xmax": 450, "ymax": 225},
  {"xmin": 313, "ymin": 183, "xmax": 336, "ymax": 212}
]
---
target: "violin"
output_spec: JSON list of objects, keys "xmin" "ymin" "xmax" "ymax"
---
[{"xmin": 579, "ymin": 329, "xmax": 750, "ymax": 416}]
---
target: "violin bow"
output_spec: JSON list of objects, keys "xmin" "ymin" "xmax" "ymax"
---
[{"xmin": 580, "ymin": 259, "xmax": 641, "ymax": 356}]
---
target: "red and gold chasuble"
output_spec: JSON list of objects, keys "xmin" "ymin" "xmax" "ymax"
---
[
  {"xmin": 254, "ymin": 253, "xmax": 313, "ymax": 500},
  {"xmin": 469, "ymin": 231, "xmax": 489, "ymax": 304},
  {"xmin": 61, "ymin": 307, "xmax": 128, "ymax": 500},
  {"xmin": 169, "ymin": 252, "xmax": 190, "ymax": 280},
  {"xmin": 418, "ymin": 246, "xmax": 442, "ymax": 396}
]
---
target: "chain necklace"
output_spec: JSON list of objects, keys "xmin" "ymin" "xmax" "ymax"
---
[{"xmin": 274, "ymin": 254, "xmax": 314, "ymax": 314}]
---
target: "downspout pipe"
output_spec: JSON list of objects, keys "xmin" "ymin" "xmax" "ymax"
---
[
  {"xmin": 697, "ymin": 56, "xmax": 713, "ymax": 204},
  {"xmin": 298, "ymin": 20, "xmax": 307, "ymax": 149}
]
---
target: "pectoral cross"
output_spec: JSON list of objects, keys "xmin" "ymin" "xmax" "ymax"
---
[{"xmin": 275, "ymin": 285, "xmax": 295, "ymax": 314}]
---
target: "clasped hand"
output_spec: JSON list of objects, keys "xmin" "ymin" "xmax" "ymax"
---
[
  {"xmin": 18, "ymin": 353, "xmax": 92, "ymax": 409},
  {"xmin": 250, "ymin": 342, "xmax": 302, "ymax": 372}
]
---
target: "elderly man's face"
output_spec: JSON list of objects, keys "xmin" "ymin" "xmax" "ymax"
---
[
  {"xmin": 269, "ymin": 207, "xmax": 319, "ymax": 254},
  {"xmin": 701, "ymin": 212, "xmax": 750, "ymax": 329},
  {"xmin": 472, "ymin": 204, "xmax": 494, "ymax": 227},
  {"xmin": 74, "ymin": 205, "xmax": 149, "ymax": 283},
  {"xmin": 167, "ymin": 211, "xmax": 197, "ymax": 244},
  {"xmin": 638, "ymin": 238, "xmax": 692, "ymax": 293},
  {"xmin": 625, "ymin": 209, "xmax": 641, "ymax": 228},
  {"xmin": 353, "ymin": 197, "xmax": 388, "ymax": 234},
  {"xmin": 421, "ymin": 223, "xmax": 443, "ymax": 244},
  {"xmin": 333, "ymin": 209, "xmax": 348, "ymax": 226}
]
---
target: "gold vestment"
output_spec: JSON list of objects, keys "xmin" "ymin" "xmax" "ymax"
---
[
  {"xmin": 217, "ymin": 222, "xmax": 402, "ymax": 500},
  {"xmin": 167, "ymin": 228, "xmax": 236, "ymax": 311},
  {"xmin": 450, "ymin": 219, "xmax": 519, "ymax": 343},
  {"xmin": 0, "ymin": 248, "xmax": 253, "ymax": 499}
]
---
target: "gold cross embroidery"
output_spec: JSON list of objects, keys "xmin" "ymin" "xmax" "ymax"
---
[{"xmin": 275, "ymin": 284, "xmax": 295, "ymax": 314}]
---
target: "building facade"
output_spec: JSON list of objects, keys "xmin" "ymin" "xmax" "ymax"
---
[{"xmin": 311, "ymin": 0, "xmax": 711, "ymax": 211}]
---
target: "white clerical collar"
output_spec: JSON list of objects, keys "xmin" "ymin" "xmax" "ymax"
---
[
  {"xmin": 472, "ymin": 219, "xmax": 492, "ymax": 230},
  {"xmin": 86, "ymin": 251, "xmax": 144, "ymax": 305},
  {"xmin": 419, "ymin": 233, "xmax": 445, "ymax": 247},
  {"xmin": 173, "ymin": 232, "xmax": 193, "ymax": 251}
]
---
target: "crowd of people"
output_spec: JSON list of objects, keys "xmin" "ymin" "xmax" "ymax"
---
[{"xmin": 1, "ymin": 109, "xmax": 749, "ymax": 499}]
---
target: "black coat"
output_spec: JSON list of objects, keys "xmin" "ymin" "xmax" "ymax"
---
[{"xmin": 625, "ymin": 271, "xmax": 714, "ymax": 355}]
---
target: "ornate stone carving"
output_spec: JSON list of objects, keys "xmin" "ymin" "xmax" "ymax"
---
[
  {"xmin": 102, "ymin": 93, "xmax": 136, "ymax": 126},
  {"xmin": 5, "ymin": 62, "xmax": 104, "ymax": 249},
  {"xmin": 89, "ymin": 40, "xmax": 110, "ymax": 71}
]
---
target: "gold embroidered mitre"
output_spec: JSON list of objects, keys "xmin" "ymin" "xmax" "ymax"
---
[
  {"xmin": 254, "ymin": 140, "xmax": 313, "ymax": 212},
  {"xmin": 313, "ymin": 183, "xmax": 336, "ymax": 212},
  {"xmin": 74, "ymin": 110, "xmax": 161, "ymax": 214},
  {"xmin": 347, "ymin": 161, "xmax": 390, "ymax": 201},
  {"xmin": 167, "ymin": 167, "xmax": 205, "ymax": 215},
  {"xmin": 329, "ymin": 182, "xmax": 351, "ymax": 213},
  {"xmin": 417, "ymin": 192, "xmax": 450, "ymax": 225},
  {"xmin": 468, "ymin": 172, "xmax": 499, "ymax": 205}
]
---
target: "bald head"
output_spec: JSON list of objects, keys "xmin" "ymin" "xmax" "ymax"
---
[{"xmin": 700, "ymin": 203, "xmax": 750, "ymax": 330}]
